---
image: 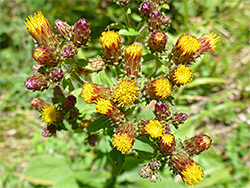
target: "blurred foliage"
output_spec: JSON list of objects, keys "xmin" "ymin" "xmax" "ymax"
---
[{"xmin": 0, "ymin": 0, "xmax": 249, "ymax": 188}]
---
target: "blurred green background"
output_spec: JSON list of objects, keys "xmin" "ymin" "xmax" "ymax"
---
[{"xmin": 0, "ymin": 0, "xmax": 249, "ymax": 187}]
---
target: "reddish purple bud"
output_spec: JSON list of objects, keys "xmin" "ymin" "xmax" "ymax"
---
[
  {"xmin": 150, "ymin": 172, "xmax": 159, "ymax": 183},
  {"xmin": 154, "ymin": 101, "xmax": 171, "ymax": 121},
  {"xmin": 55, "ymin": 20, "xmax": 72, "ymax": 40},
  {"xmin": 62, "ymin": 43, "xmax": 78, "ymax": 58},
  {"xmin": 161, "ymin": 15, "xmax": 171, "ymax": 26},
  {"xmin": 31, "ymin": 97, "xmax": 49, "ymax": 112},
  {"xmin": 139, "ymin": 164, "xmax": 152, "ymax": 179},
  {"xmin": 62, "ymin": 95, "xmax": 76, "ymax": 112},
  {"xmin": 41, "ymin": 125, "xmax": 57, "ymax": 137},
  {"xmin": 89, "ymin": 56, "xmax": 105, "ymax": 71},
  {"xmin": 49, "ymin": 67, "xmax": 64, "ymax": 82},
  {"xmin": 148, "ymin": 11, "xmax": 162, "ymax": 31},
  {"xmin": 25, "ymin": 73, "xmax": 50, "ymax": 91},
  {"xmin": 139, "ymin": 1, "xmax": 154, "ymax": 17},
  {"xmin": 171, "ymin": 112, "xmax": 187, "ymax": 128},
  {"xmin": 33, "ymin": 46, "xmax": 61, "ymax": 66},
  {"xmin": 71, "ymin": 19, "xmax": 90, "ymax": 48},
  {"xmin": 149, "ymin": 158, "xmax": 161, "ymax": 170},
  {"xmin": 88, "ymin": 134, "xmax": 98, "ymax": 147},
  {"xmin": 148, "ymin": 30, "xmax": 167, "ymax": 53}
]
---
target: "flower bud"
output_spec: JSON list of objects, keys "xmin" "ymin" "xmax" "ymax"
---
[
  {"xmin": 62, "ymin": 95, "xmax": 77, "ymax": 112},
  {"xmin": 88, "ymin": 134, "xmax": 98, "ymax": 147},
  {"xmin": 148, "ymin": 11, "xmax": 162, "ymax": 31},
  {"xmin": 139, "ymin": 1, "xmax": 155, "ymax": 18},
  {"xmin": 62, "ymin": 42, "xmax": 78, "ymax": 58},
  {"xmin": 161, "ymin": 15, "xmax": 170, "ymax": 26},
  {"xmin": 170, "ymin": 112, "xmax": 187, "ymax": 128},
  {"xmin": 198, "ymin": 33, "xmax": 220, "ymax": 54},
  {"xmin": 139, "ymin": 164, "xmax": 152, "ymax": 179},
  {"xmin": 25, "ymin": 73, "xmax": 50, "ymax": 92},
  {"xmin": 149, "ymin": 158, "xmax": 161, "ymax": 170},
  {"xmin": 41, "ymin": 124, "xmax": 57, "ymax": 137},
  {"xmin": 89, "ymin": 56, "xmax": 105, "ymax": 71},
  {"xmin": 55, "ymin": 19, "xmax": 72, "ymax": 40},
  {"xmin": 33, "ymin": 46, "xmax": 61, "ymax": 66},
  {"xmin": 49, "ymin": 67, "xmax": 63, "ymax": 83},
  {"xmin": 71, "ymin": 19, "xmax": 90, "ymax": 48},
  {"xmin": 31, "ymin": 97, "xmax": 49, "ymax": 112},
  {"xmin": 183, "ymin": 134, "xmax": 212, "ymax": 156},
  {"xmin": 148, "ymin": 30, "xmax": 167, "ymax": 53},
  {"xmin": 159, "ymin": 133, "xmax": 176, "ymax": 156},
  {"xmin": 154, "ymin": 101, "xmax": 171, "ymax": 121},
  {"xmin": 150, "ymin": 172, "xmax": 159, "ymax": 183}
]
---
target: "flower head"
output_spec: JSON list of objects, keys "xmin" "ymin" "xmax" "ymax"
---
[
  {"xmin": 154, "ymin": 101, "xmax": 171, "ymax": 121},
  {"xmin": 55, "ymin": 20, "xmax": 72, "ymax": 40},
  {"xmin": 148, "ymin": 31, "xmax": 167, "ymax": 53},
  {"xmin": 100, "ymin": 30, "xmax": 122, "ymax": 64},
  {"xmin": 170, "ymin": 112, "xmax": 187, "ymax": 128},
  {"xmin": 62, "ymin": 42, "xmax": 78, "ymax": 58},
  {"xmin": 183, "ymin": 134, "xmax": 212, "ymax": 156},
  {"xmin": 95, "ymin": 98, "xmax": 126, "ymax": 123},
  {"xmin": 25, "ymin": 73, "xmax": 50, "ymax": 92},
  {"xmin": 124, "ymin": 44, "xmax": 143, "ymax": 78},
  {"xmin": 41, "ymin": 106, "xmax": 60, "ymax": 124},
  {"xmin": 112, "ymin": 123, "xmax": 136, "ymax": 154},
  {"xmin": 169, "ymin": 34, "xmax": 201, "ymax": 64},
  {"xmin": 199, "ymin": 33, "xmax": 220, "ymax": 54},
  {"xmin": 112, "ymin": 79, "xmax": 139, "ymax": 107},
  {"xmin": 71, "ymin": 18, "xmax": 90, "ymax": 48},
  {"xmin": 49, "ymin": 67, "xmax": 64, "ymax": 83},
  {"xmin": 143, "ymin": 78, "xmax": 172, "ymax": 99},
  {"xmin": 169, "ymin": 153, "xmax": 204, "ymax": 187},
  {"xmin": 148, "ymin": 10, "xmax": 162, "ymax": 31},
  {"xmin": 170, "ymin": 65, "xmax": 193, "ymax": 86},
  {"xmin": 33, "ymin": 46, "xmax": 61, "ymax": 66},
  {"xmin": 159, "ymin": 133, "xmax": 176, "ymax": 156},
  {"xmin": 139, "ymin": 1, "xmax": 155, "ymax": 17},
  {"xmin": 24, "ymin": 12, "xmax": 59, "ymax": 47},
  {"xmin": 144, "ymin": 119, "xmax": 164, "ymax": 138},
  {"xmin": 62, "ymin": 95, "xmax": 77, "ymax": 112},
  {"xmin": 31, "ymin": 97, "xmax": 49, "ymax": 112},
  {"xmin": 81, "ymin": 83, "xmax": 111, "ymax": 104}
]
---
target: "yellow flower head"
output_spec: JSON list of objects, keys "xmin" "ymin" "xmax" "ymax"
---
[
  {"xmin": 112, "ymin": 132, "xmax": 134, "ymax": 154},
  {"xmin": 100, "ymin": 30, "xmax": 121, "ymax": 49},
  {"xmin": 153, "ymin": 78, "xmax": 172, "ymax": 98},
  {"xmin": 144, "ymin": 120, "xmax": 164, "ymax": 138},
  {"xmin": 95, "ymin": 98, "xmax": 113, "ymax": 115},
  {"xmin": 148, "ymin": 30, "xmax": 167, "ymax": 52},
  {"xmin": 41, "ymin": 106, "xmax": 60, "ymax": 124},
  {"xmin": 112, "ymin": 79, "xmax": 139, "ymax": 107},
  {"xmin": 199, "ymin": 33, "xmax": 220, "ymax": 52},
  {"xmin": 171, "ymin": 65, "xmax": 193, "ymax": 86},
  {"xmin": 181, "ymin": 162, "xmax": 204, "ymax": 187},
  {"xmin": 161, "ymin": 133, "xmax": 175, "ymax": 147},
  {"xmin": 200, "ymin": 135, "xmax": 212, "ymax": 150},
  {"xmin": 125, "ymin": 44, "xmax": 143, "ymax": 60},
  {"xmin": 24, "ymin": 11, "xmax": 58, "ymax": 47},
  {"xmin": 176, "ymin": 34, "xmax": 201, "ymax": 56},
  {"xmin": 81, "ymin": 83, "xmax": 111, "ymax": 104}
]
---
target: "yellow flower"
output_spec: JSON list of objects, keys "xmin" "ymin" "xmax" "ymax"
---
[
  {"xmin": 41, "ymin": 106, "xmax": 60, "ymax": 124},
  {"xmin": 169, "ymin": 34, "xmax": 201, "ymax": 64},
  {"xmin": 100, "ymin": 30, "xmax": 122, "ymax": 64},
  {"xmin": 144, "ymin": 120, "xmax": 164, "ymax": 138},
  {"xmin": 199, "ymin": 33, "xmax": 220, "ymax": 53},
  {"xmin": 160, "ymin": 133, "xmax": 176, "ymax": 156},
  {"xmin": 125, "ymin": 44, "xmax": 143, "ymax": 60},
  {"xmin": 153, "ymin": 78, "xmax": 172, "ymax": 98},
  {"xmin": 161, "ymin": 133, "xmax": 175, "ymax": 147},
  {"xmin": 181, "ymin": 162, "xmax": 204, "ymax": 187},
  {"xmin": 171, "ymin": 65, "xmax": 193, "ymax": 86},
  {"xmin": 24, "ymin": 11, "xmax": 59, "ymax": 47},
  {"xmin": 95, "ymin": 98, "xmax": 113, "ymax": 115},
  {"xmin": 112, "ymin": 133, "xmax": 134, "ymax": 154},
  {"xmin": 81, "ymin": 83, "xmax": 111, "ymax": 104},
  {"xmin": 112, "ymin": 79, "xmax": 139, "ymax": 107},
  {"xmin": 148, "ymin": 30, "xmax": 167, "ymax": 52}
]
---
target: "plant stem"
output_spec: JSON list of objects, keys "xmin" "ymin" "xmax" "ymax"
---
[
  {"xmin": 149, "ymin": 52, "xmax": 161, "ymax": 78},
  {"xmin": 123, "ymin": 7, "xmax": 130, "ymax": 27}
]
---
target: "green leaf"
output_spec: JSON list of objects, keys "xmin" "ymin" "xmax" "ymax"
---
[
  {"xmin": 162, "ymin": 4, "xmax": 170, "ymax": 10},
  {"xmin": 136, "ymin": 110, "xmax": 155, "ymax": 121},
  {"xmin": 62, "ymin": 77, "xmax": 74, "ymax": 92},
  {"xmin": 75, "ymin": 59, "xmax": 89, "ymax": 67},
  {"xmin": 187, "ymin": 77, "xmax": 226, "ymax": 88},
  {"xmin": 87, "ymin": 115, "xmax": 110, "ymax": 132},
  {"xmin": 108, "ymin": 148, "xmax": 126, "ymax": 174},
  {"xmin": 119, "ymin": 28, "xmax": 139, "ymax": 36}
]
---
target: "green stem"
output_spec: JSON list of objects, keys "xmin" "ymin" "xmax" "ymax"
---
[
  {"xmin": 149, "ymin": 52, "xmax": 161, "ymax": 78},
  {"xmin": 70, "ymin": 71, "xmax": 85, "ymax": 85},
  {"xmin": 123, "ymin": 7, "xmax": 130, "ymax": 27}
]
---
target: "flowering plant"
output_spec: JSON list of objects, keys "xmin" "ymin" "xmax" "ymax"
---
[{"xmin": 24, "ymin": 0, "xmax": 219, "ymax": 187}]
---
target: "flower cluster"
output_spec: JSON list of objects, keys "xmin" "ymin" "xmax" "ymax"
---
[{"xmin": 25, "ymin": 2, "xmax": 220, "ymax": 187}]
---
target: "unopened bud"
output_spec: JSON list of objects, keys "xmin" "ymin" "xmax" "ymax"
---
[
  {"xmin": 148, "ymin": 30, "xmax": 167, "ymax": 53},
  {"xmin": 149, "ymin": 158, "xmax": 161, "ymax": 170},
  {"xmin": 71, "ymin": 19, "xmax": 90, "ymax": 48},
  {"xmin": 31, "ymin": 97, "xmax": 49, "ymax": 112},
  {"xmin": 148, "ymin": 11, "xmax": 162, "ymax": 31},
  {"xmin": 139, "ymin": 1, "xmax": 155, "ymax": 17},
  {"xmin": 49, "ymin": 67, "xmax": 63, "ymax": 82},
  {"xmin": 62, "ymin": 42, "xmax": 78, "ymax": 58},
  {"xmin": 25, "ymin": 73, "xmax": 50, "ymax": 92},
  {"xmin": 154, "ymin": 101, "xmax": 171, "ymax": 121},
  {"xmin": 88, "ymin": 134, "xmax": 98, "ymax": 147},
  {"xmin": 139, "ymin": 164, "xmax": 152, "ymax": 179},
  {"xmin": 55, "ymin": 20, "xmax": 72, "ymax": 40},
  {"xmin": 33, "ymin": 46, "xmax": 61, "ymax": 66},
  {"xmin": 62, "ymin": 95, "xmax": 76, "ymax": 112},
  {"xmin": 150, "ymin": 172, "xmax": 159, "ymax": 183},
  {"xmin": 41, "ymin": 125, "xmax": 56, "ymax": 137},
  {"xmin": 170, "ymin": 112, "xmax": 187, "ymax": 128}
]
